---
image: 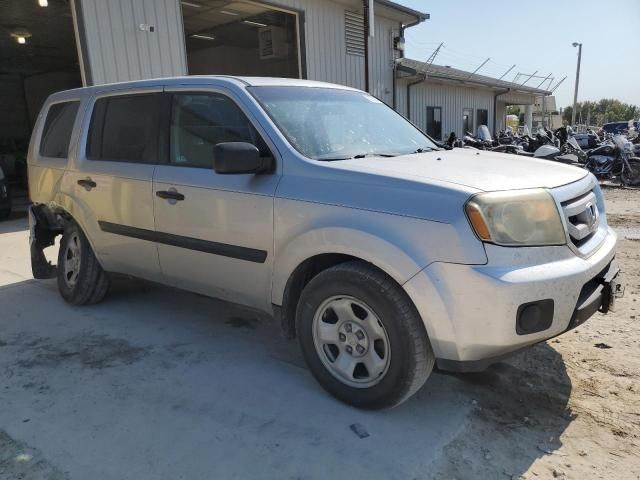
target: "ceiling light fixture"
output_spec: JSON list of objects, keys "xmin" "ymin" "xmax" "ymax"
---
[
  {"xmin": 181, "ymin": 1, "xmax": 201, "ymax": 8},
  {"xmin": 10, "ymin": 29, "xmax": 31, "ymax": 45},
  {"xmin": 219, "ymin": 10, "xmax": 239, "ymax": 15},
  {"xmin": 242, "ymin": 20, "xmax": 267, "ymax": 27},
  {"xmin": 38, "ymin": 0, "xmax": 48, "ymax": 7},
  {"xmin": 191, "ymin": 34, "xmax": 215, "ymax": 40}
]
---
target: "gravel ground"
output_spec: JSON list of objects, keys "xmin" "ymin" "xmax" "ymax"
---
[{"xmin": 0, "ymin": 186, "xmax": 638, "ymax": 480}]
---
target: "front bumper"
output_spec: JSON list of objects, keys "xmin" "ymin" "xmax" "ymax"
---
[{"xmin": 403, "ymin": 227, "xmax": 618, "ymax": 371}]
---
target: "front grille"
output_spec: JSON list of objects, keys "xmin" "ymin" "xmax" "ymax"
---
[{"xmin": 561, "ymin": 190, "xmax": 599, "ymax": 248}]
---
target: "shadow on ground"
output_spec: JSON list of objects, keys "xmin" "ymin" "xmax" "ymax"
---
[{"xmin": 0, "ymin": 274, "xmax": 574, "ymax": 479}]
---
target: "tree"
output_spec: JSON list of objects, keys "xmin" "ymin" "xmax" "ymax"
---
[
  {"xmin": 562, "ymin": 99, "xmax": 639, "ymax": 125},
  {"xmin": 506, "ymin": 105, "xmax": 521, "ymax": 116}
]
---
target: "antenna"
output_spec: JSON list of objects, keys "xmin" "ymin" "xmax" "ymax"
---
[
  {"xmin": 425, "ymin": 42, "xmax": 443, "ymax": 66},
  {"xmin": 549, "ymin": 76, "xmax": 567, "ymax": 93},
  {"xmin": 536, "ymin": 73, "xmax": 552, "ymax": 89},
  {"xmin": 468, "ymin": 58, "xmax": 490, "ymax": 79},
  {"xmin": 520, "ymin": 70, "xmax": 538, "ymax": 86},
  {"xmin": 498, "ymin": 64, "xmax": 516, "ymax": 80}
]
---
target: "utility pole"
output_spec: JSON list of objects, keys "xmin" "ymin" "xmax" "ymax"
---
[{"xmin": 571, "ymin": 42, "xmax": 582, "ymax": 127}]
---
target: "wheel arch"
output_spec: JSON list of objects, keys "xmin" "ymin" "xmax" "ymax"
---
[
  {"xmin": 29, "ymin": 194, "xmax": 103, "ymax": 279},
  {"xmin": 272, "ymin": 227, "xmax": 427, "ymax": 338}
]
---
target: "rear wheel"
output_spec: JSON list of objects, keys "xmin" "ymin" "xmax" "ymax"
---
[
  {"xmin": 57, "ymin": 222, "xmax": 110, "ymax": 305},
  {"xmin": 296, "ymin": 261, "xmax": 434, "ymax": 409},
  {"xmin": 621, "ymin": 158, "xmax": 640, "ymax": 187}
]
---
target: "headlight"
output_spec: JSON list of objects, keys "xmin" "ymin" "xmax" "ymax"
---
[{"xmin": 465, "ymin": 189, "xmax": 566, "ymax": 246}]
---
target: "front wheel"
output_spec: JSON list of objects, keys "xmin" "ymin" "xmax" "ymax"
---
[
  {"xmin": 296, "ymin": 261, "xmax": 435, "ymax": 409},
  {"xmin": 57, "ymin": 221, "xmax": 110, "ymax": 305},
  {"xmin": 621, "ymin": 158, "xmax": 640, "ymax": 187}
]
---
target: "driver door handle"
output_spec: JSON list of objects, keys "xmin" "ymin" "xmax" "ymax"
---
[{"xmin": 156, "ymin": 190, "xmax": 185, "ymax": 201}]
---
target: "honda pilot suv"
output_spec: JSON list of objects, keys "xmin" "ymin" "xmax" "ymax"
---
[{"xmin": 28, "ymin": 77, "xmax": 620, "ymax": 409}]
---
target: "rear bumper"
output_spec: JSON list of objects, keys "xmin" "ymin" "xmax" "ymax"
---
[{"xmin": 403, "ymin": 227, "xmax": 618, "ymax": 369}]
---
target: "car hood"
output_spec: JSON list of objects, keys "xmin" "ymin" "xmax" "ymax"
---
[{"xmin": 328, "ymin": 148, "xmax": 588, "ymax": 192}]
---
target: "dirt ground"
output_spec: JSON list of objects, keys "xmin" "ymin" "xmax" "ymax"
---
[
  {"xmin": 430, "ymin": 186, "xmax": 640, "ymax": 480},
  {"xmin": 0, "ymin": 187, "xmax": 638, "ymax": 480}
]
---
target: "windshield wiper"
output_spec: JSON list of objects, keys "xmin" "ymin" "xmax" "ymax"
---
[
  {"xmin": 409, "ymin": 147, "xmax": 435, "ymax": 154},
  {"xmin": 318, "ymin": 152, "xmax": 398, "ymax": 161}
]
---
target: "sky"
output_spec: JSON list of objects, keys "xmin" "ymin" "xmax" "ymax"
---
[{"xmin": 393, "ymin": 0, "xmax": 640, "ymax": 109}]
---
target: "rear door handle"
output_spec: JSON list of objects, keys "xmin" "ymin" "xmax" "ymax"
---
[
  {"xmin": 77, "ymin": 178, "xmax": 97, "ymax": 190},
  {"xmin": 156, "ymin": 190, "xmax": 185, "ymax": 201}
]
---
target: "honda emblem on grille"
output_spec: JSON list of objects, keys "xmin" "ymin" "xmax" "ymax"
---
[{"xmin": 585, "ymin": 202, "xmax": 598, "ymax": 230}]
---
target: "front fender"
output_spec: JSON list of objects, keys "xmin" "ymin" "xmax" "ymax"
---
[
  {"xmin": 272, "ymin": 226, "xmax": 425, "ymax": 305},
  {"xmin": 271, "ymin": 198, "xmax": 487, "ymax": 305}
]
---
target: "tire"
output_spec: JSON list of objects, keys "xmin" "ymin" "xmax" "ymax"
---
[
  {"xmin": 296, "ymin": 261, "xmax": 435, "ymax": 409},
  {"xmin": 0, "ymin": 207, "xmax": 10, "ymax": 220},
  {"xmin": 621, "ymin": 158, "xmax": 640, "ymax": 187},
  {"xmin": 57, "ymin": 221, "xmax": 110, "ymax": 305}
]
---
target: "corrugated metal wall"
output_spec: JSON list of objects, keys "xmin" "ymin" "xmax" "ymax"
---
[
  {"xmin": 397, "ymin": 79, "xmax": 497, "ymax": 140},
  {"xmin": 370, "ymin": 14, "xmax": 398, "ymax": 104},
  {"xmin": 76, "ymin": 0, "xmax": 187, "ymax": 85},
  {"xmin": 271, "ymin": 0, "xmax": 365, "ymax": 89},
  {"xmin": 75, "ymin": 0, "xmax": 398, "ymax": 99}
]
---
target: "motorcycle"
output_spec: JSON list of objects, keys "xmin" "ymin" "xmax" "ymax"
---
[{"xmin": 584, "ymin": 134, "xmax": 640, "ymax": 186}]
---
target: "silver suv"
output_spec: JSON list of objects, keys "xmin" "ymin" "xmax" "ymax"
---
[{"xmin": 28, "ymin": 77, "xmax": 620, "ymax": 408}]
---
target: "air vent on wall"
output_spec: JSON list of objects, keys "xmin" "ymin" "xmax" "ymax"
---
[
  {"xmin": 258, "ymin": 26, "xmax": 288, "ymax": 60},
  {"xmin": 345, "ymin": 10, "xmax": 365, "ymax": 57}
]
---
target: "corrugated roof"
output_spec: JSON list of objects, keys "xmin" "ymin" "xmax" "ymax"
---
[{"xmin": 398, "ymin": 58, "xmax": 551, "ymax": 95}]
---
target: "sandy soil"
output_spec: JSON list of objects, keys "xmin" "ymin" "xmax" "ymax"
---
[
  {"xmin": 0, "ymin": 187, "xmax": 638, "ymax": 479},
  {"xmin": 430, "ymin": 186, "xmax": 640, "ymax": 480}
]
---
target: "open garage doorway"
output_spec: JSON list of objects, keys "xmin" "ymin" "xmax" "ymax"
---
[
  {"xmin": 182, "ymin": 0, "xmax": 303, "ymax": 78},
  {"xmin": 0, "ymin": 0, "xmax": 82, "ymax": 207}
]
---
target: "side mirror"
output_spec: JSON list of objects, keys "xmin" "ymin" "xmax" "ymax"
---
[{"xmin": 213, "ymin": 142, "xmax": 273, "ymax": 174}]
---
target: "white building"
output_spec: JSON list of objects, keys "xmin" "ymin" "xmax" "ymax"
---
[
  {"xmin": 1, "ymin": 0, "xmax": 550, "ymax": 148},
  {"xmin": 396, "ymin": 59, "xmax": 551, "ymax": 140}
]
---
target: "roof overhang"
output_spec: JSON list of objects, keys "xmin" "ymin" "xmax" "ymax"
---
[
  {"xmin": 373, "ymin": 0, "xmax": 429, "ymax": 24},
  {"xmin": 397, "ymin": 59, "xmax": 551, "ymax": 97}
]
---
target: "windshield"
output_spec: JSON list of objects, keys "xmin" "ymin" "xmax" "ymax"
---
[
  {"xmin": 567, "ymin": 136, "xmax": 581, "ymax": 150},
  {"xmin": 477, "ymin": 125, "xmax": 491, "ymax": 141},
  {"xmin": 249, "ymin": 86, "xmax": 437, "ymax": 160}
]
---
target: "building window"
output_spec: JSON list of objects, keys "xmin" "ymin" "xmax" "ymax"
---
[
  {"xmin": 345, "ymin": 10, "xmax": 365, "ymax": 56},
  {"xmin": 39, "ymin": 101, "xmax": 79, "ymax": 158},
  {"xmin": 426, "ymin": 106, "xmax": 442, "ymax": 140},
  {"xmin": 476, "ymin": 109, "xmax": 489, "ymax": 128},
  {"xmin": 463, "ymin": 108, "xmax": 473, "ymax": 134}
]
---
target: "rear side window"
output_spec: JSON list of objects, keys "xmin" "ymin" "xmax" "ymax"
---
[
  {"xmin": 87, "ymin": 94, "xmax": 161, "ymax": 163},
  {"xmin": 40, "ymin": 101, "xmax": 80, "ymax": 158}
]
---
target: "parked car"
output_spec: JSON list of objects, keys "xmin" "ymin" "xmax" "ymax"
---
[
  {"xmin": 27, "ymin": 77, "xmax": 621, "ymax": 409},
  {"xmin": 601, "ymin": 121, "xmax": 638, "ymax": 135},
  {"xmin": 0, "ymin": 165, "xmax": 11, "ymax": 220}
]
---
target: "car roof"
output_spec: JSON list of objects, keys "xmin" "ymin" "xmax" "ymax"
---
[{"xmin": 47, "ymin": 75, "xmax": 360, "ymax": 102}]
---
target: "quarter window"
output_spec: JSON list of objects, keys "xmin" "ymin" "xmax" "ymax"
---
[
  {"xmin": 40, "ymin": 101, "xmax": 80, "ymax": 158},
  {"xmin": 87, "ymin": 94, "xmax": 161, "ymax": 163},
  {"xmin": 169, "ymin": 93, "xmax": 266, "ymax": 169}
]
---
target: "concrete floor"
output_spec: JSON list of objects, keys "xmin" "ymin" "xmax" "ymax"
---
[{"xmin": 0, "ymin": 215, "xmax": 472, "ymax": 480}]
